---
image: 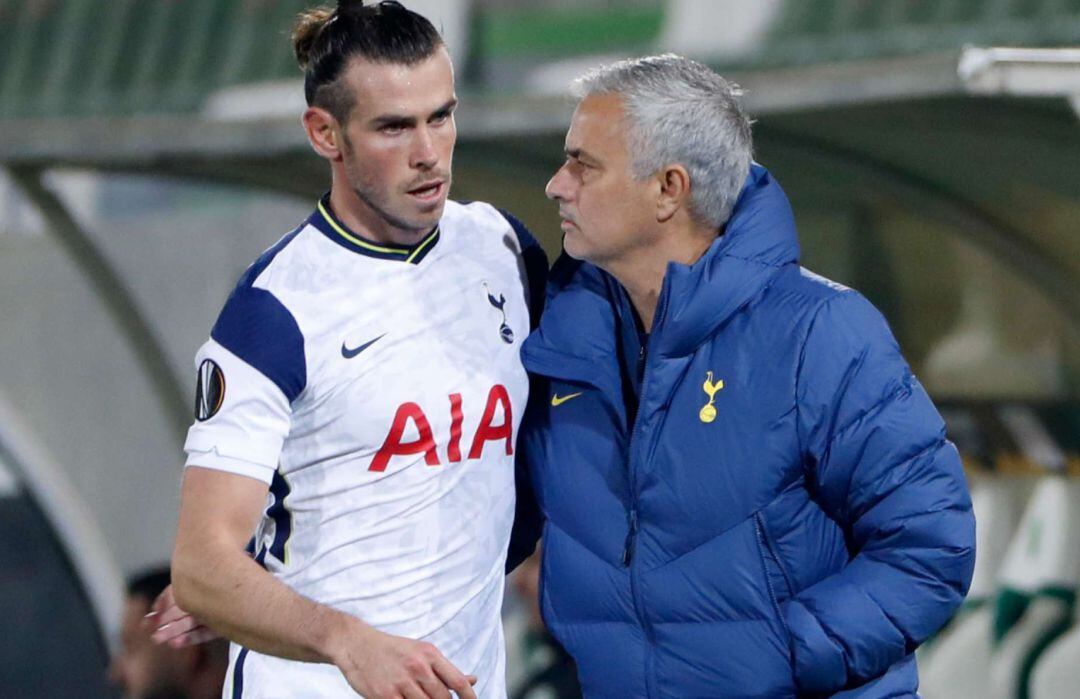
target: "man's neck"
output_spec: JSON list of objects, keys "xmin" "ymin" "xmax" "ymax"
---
[
  {"xmin": 604, "ymin": 225, "xmax": 716, "ymax": 333},
  {"xmin": 327, "ymin": 178, "xmax": 426, "ymax": 248}
]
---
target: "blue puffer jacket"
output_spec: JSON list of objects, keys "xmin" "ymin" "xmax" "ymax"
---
[{"xmin": 519, "ymin": 166, "xmax": 975, "ymax": 698}]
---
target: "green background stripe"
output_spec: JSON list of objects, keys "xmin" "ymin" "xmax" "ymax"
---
[{"xmin": 479, "ymin": 7, "xmax": 665, "ymax": 58}]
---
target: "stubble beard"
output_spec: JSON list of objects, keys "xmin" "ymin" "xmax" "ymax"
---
[{"xmin": 341, "ymin": 142, "xmax": 448, "ymax": 240}]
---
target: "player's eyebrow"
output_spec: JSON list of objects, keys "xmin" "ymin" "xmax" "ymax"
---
[
  {"xmin": 370, "ymin": 99, "xmax": 458, "ymax": 129},
  {"xmin": 370, "ymin": 113, "xmax": 417, "ymax": 129},
  {"xmin": 565, "ymin": 147, "xmax": 600, "ymax": 165},
  {"xmin": 429, "ymin": 98, "xmax": 458, "ymax": 118}
]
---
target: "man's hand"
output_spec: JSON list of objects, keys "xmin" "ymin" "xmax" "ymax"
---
[
  {"xmin": 145, "ymin": 584, "xmax": 219, "ymax": 649},
  {"xmin": 330, "ymin": 620, "xmax": 478, "ymax": 699},
  {"xmin": 149, "ymin": 581, "xmax": 477, "ymax": 699},
  {"xmin": 171, "ymin": 467, "xmax": 477, "ymax": 696}
]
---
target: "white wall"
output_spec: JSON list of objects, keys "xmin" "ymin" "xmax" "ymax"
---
[{"xmin": 0, "ymin": 172, "xmax": 312, "ymax": 575}]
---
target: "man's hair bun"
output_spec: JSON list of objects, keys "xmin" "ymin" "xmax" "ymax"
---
[{"xmin": 291, "ymin": 6, "xmax": 335, "ymax": 71}]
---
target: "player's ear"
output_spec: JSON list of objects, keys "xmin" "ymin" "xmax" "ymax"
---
[
  {"xmin": 303, "ymin": 106, "xmax": 343, "ymax": 161},
  {"xmin": 656, "ymin": 163, "xmax": 691, "ymax": 223}
]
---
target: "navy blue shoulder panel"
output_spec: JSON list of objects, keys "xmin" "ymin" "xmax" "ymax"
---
[
  {"xmin": 210, "ymin": 227, "xmax": 307, "ymax": 402},
  {"xmin": 497, "ymin": 208, "xmax": 549, "ymax": 331}
]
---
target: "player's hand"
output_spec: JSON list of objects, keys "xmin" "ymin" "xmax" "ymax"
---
[
  {"xmin": 146, "ymin": 584, "xmax": 219, "ymax": 648},
  {"xmin": 331, "ymin": 622, "xmax": 478, "ymax": 699}
]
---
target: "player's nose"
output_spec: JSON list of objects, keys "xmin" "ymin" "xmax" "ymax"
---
[
  {"xmin": 411, "ymin": 127, "xmax": 439, "ymax": 169},
  {"xmin": 546, "ymin": 163, "xmax": 571, "ymax": 201}
]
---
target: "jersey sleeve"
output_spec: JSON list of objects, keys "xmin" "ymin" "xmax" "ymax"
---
[
  {"xmin": 498, "ymin": 208, "xmax": 549, "ymax": 330},
  {"xmin": 183, "ymin": 281, "xmax": 307, "ymax": 484},
  {"xmin": 497, "ymin": 208, "xmax": 549, "ymax": 571}
]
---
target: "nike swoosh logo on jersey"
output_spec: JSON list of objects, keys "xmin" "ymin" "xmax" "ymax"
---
[
  {"xmin": 551, "ymin": 392, "xmax": 583, "ymax": 407},
  {"xmin": 341, "ymin": 334, "xmax": 385, "ymax": 359}
]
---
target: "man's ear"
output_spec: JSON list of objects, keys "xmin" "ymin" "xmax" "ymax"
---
[
  {"xmin": 303, "ymin": 106, "xmax": 344, "ymax": 161},
  {"xmin": 656, "ymin": 164, "xmax": 691, "ymax": 223}
]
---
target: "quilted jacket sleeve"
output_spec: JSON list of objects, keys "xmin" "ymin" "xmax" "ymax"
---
[
  {"xmin": 785, "ymin": 291, "xmax": 976, "ymax": 694},
  {"xmin": 505, "ymin": 372, "xmax": 548, "ymax": 573}
]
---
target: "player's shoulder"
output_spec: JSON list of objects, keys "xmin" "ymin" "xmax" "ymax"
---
[
  {"xmin": 233, "ymin": 223, "xmax": 310, "ymax": 292},
  {"xmin": 441, "ymin": 198, "xmax": 504, "ymax": 228},
  {"xmin": 766, "ymin": 265, "xmax": 855, "ymax": 307},
  {"xmin": 208, "ymin": 222, "xmax": 314, "ymax": 389},
  {"xmin": 794, "ymin": 267, "xmax": 853, "ymax": 296},
  {"xmin": 441, "ymin": 200, "xmax": 541, "ymax": 253},
  {"xmin": 239, "ymin": 215, "xmax": 340, "ymax": 296},
  {"xmin": 768, "ymin": 266, "xmax": 895, "ymax": 355}
]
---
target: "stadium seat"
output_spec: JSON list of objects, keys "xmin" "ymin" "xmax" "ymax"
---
[
  {"xmin": 919, "ymin": 609, "xmax": 997, "ymax": 699},
  {"xmin": 989, "ymin": 595, "xmax": 1074, "ymax": 699},
  {"xmin": 987, "ymin": 477, "xmax": 1080, "ymax": 699},
  {"xmin": 1030, "ymin": 622, "xmax": 1080, "ymax": 699}
]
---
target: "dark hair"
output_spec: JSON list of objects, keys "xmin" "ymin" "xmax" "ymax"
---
[
  {"xmin": 292, "ymin": 1, "xmax": 444, "ymax": 121},
  {"xmin": 127, "ymin": 566, "xmax": 171, "ymax": 603}
]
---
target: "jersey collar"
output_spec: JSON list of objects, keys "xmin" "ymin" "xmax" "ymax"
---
[{"xmin": 308, "ymin": 194, "xmax": 440, "ymax": 264}]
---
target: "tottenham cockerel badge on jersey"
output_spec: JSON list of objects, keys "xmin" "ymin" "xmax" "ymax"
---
[
  {"xmin": 194, "ymin": 359, "xmax": 226, "ymax": 421},
  {"xmin": 483, "ymin": 282, "xmax": 514, "ymax": 344}
]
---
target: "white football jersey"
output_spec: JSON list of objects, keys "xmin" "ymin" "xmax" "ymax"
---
[{"xmin": 183, "ymin": 197, "xmax": 544, "ymax": 699}]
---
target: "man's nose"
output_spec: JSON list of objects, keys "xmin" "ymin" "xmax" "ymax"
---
[
  {"xmin": 411, "ymin": 127, "xmax": 438, "ymax": 169},
  {"xmin": 545, "ymin": 165, "xmax": 570, "ymax": 201}
]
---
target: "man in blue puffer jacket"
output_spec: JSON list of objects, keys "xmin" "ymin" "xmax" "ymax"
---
[{"xmin": 517, "ymin": 54, "xmax": 976, "ymax": 698}]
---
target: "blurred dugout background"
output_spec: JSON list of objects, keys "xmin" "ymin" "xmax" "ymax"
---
[{"xmin": 0, "ymin": 0, "xmax": 1077, "ymax": 697}]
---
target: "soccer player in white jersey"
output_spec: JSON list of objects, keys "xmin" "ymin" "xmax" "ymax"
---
[{"xmin": 162, "ymin": 3, "xmax": 546, "ymax": 698}]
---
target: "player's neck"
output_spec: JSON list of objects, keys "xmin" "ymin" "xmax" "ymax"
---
[
  {"xmin": 604, "ymin": 223, "xmax": 716, "ymax": 333},
  {"xmin": 326, "ymin": 182, "xmax": 430, "ymax": 248}
]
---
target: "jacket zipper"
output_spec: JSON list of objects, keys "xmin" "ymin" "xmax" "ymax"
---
[
  {"xmin": 621, "ymin": 507, "xmax": 638, "ymax": 565},
  {"xmin": 621, "ymin": 344, "xmax": 646, "ymax": 566},
  {"xmin": 624, "ymin": 281, "xmax": 670, "ymax": 699}
]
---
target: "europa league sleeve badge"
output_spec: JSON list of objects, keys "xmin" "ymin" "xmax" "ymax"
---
[{"xmin": 195, "ymin": 359, "xmax": 226, "ymax": 421}]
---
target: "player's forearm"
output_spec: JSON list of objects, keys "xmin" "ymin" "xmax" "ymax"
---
[
  {"xmin": 171, "ymin": 466, "xmax": 371, "ymax": 665},
  {"xmin": 171, "ymin": 541, "xmax": 366, "ymax": 664}
]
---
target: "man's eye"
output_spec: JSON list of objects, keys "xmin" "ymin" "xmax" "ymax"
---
[{"xmin": 381, "ymin": 125, "xmax": 405, "ymax": 134}]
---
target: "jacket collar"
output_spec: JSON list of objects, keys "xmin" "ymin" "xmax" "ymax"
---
[
  {"xmin": 658, "ymin": 164, "xmax": 800, "ymax": 356},
  {"xmin": 524, "ymin": 165, "xmax": 800, "ymax": 379}
]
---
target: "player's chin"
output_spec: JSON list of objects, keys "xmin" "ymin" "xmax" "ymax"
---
[
  {"xmin": 561, "ymin": 229, "xmax": 591, "ymax": 262},
  {"xmin": 397, "ymin": 209, "xmax": 443, "ymax": 235},
  {"xmin": 406, "ymin": 197, "xmax": 448, "ymax": 226}
]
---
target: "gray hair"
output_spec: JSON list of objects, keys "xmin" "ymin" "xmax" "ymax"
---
[{"xmin": 572, "ymin": 54, "xmax": 753, "ymax": 229}]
